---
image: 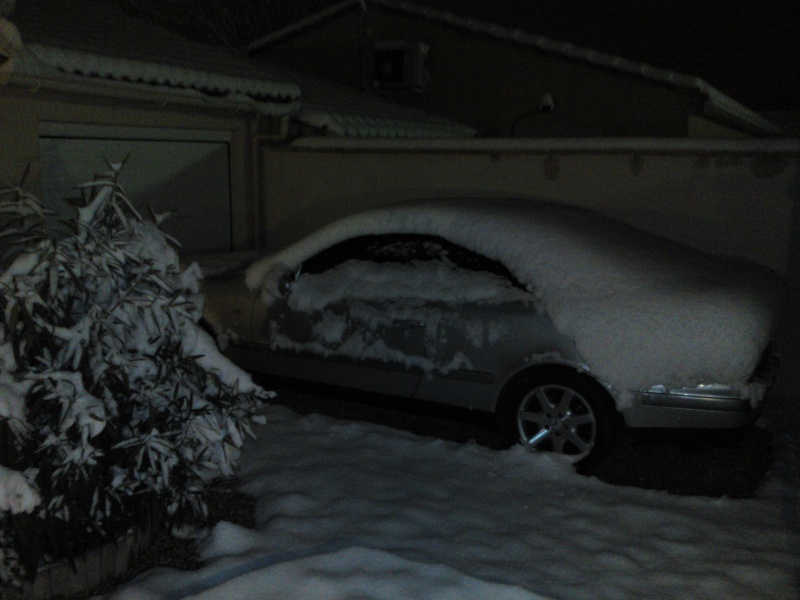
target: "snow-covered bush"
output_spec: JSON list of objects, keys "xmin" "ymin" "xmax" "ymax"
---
[{"xmin": 0, "ymin": 162, "xmax": 268, "ymax": 586}]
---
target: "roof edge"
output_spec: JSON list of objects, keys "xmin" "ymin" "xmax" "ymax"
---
[
  {"xmin": 9, "ymin": 58, "xmax": 299, "ymax": 117},
  {"xmin": 248, "ymin": 0, "xmax": 361, "ymax": 52},
  {"xmin": 20, "ymin": 43, "xmax": 300, "ymax": 101},
  {"xmin": 701, "ymin": 91, "xmax": 784, "ymax": 137}
]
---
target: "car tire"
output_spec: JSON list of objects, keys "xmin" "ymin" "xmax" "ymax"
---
[{"xmin": 497, "ymin": 367, "xmax": 620, "ymax": 469}]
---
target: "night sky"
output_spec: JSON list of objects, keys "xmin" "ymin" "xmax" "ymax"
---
[{"xmin": 417, "ymin": 0, "xmax": 800, "ymax": 111}]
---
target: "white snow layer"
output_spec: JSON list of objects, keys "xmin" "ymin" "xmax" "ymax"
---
[
  {"xmin": 0, "ymin": 465, "xmax": 40, "ymax": 514},
  {"xmin": 262, "ymin": 261, "xmax": 532, "ymax": 373},
  {"xmin": 246, "ymin": 199, "xmax": 785, "ymax": 401},
  {"xmin": 107, "ymin": 397, "xmax": 800, "ymax": 599},
  {"xmin": 182, "ymin": 323, "xmax": 258, "ymax": 395},
  {"xmin": 287, "ymin": 260, "xmax": 532, "ymax": 311},
  {"xmin": 289, "ymin": 70, "xmax": 477, "ymax": 138}
]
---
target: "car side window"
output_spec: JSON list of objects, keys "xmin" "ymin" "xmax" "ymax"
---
[
  {"xmin": 300, "ymin": 234, "xmax": 524, "ymax": 289},
  {"xmin": 300, "ymin": 235, "xmax": 381, "ymax": 274}
]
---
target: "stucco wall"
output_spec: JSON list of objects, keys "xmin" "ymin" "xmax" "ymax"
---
[
  {"xmin": 0, "ymin": 95, "xmax": 39, "ymax": 187},
  {"xmin": 261, "ymin": 141, "xmax": 797, "ymax": 274},
  {"xmin": 261, "ymin": 13, "xmax": 363, "ymax": 90},
  {"xmin": 367, "ymin": 8, "xmax": 701, "ymax": 137}
]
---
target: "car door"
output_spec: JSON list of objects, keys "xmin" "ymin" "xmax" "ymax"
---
[
  {"xmin": 249, "ymin": 235, "xmax": 430, "ymax": 397},
  {"xmin": 403, "ymin": 240, "xmax": 552, "ymax": 413}
]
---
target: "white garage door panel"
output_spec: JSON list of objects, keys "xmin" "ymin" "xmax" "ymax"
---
[{"xmin": 39, "ymin": 135, "xmax": 231, "ymax": 253}]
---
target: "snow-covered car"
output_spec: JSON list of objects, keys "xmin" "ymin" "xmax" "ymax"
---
[{"xmin": 201, "ymin": 198, "xmax": 784, "ymax": 466}]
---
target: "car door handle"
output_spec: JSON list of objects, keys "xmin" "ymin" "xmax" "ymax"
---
[{"xmin": 393, "ymin": 319, "xmax": 424, "ymax": 328}]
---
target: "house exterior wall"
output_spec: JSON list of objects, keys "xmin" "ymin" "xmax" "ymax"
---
[
  {"xmin": 260, "ymin": 141, "xmax": 796, "ymax": 273},
  {"xmin": 0, "ymin": 84, "xmax": 259, "ymax": 251},
  {"xmin": 260, "ymin": 7, "xmax": 721, "ymax": 137},
  {"xmin": 365, "ymin": 8, "xmax": 702, "ymax": 138},
  {"xmin": 264, "ymin": 12, "xmax": 364, "ymax": 91},
  {"xmin": 0, "ymin": 95, "xmax": 39, "ymax": 187}
]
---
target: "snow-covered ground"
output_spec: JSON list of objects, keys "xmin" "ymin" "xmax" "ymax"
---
[{"xmin": 108, "ymin": 392, "xmax": 800, "ymax": 600}]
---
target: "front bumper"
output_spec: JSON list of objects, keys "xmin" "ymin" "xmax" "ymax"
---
[
  {"xmin": 621, "ymin": 347, "xmax": 779, "ymax": 429},
  {"xmin": 622, "ymin": 387, "xmax": 763, "ymax": 428}
]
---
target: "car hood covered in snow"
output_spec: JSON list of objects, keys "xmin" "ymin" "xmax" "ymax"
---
[{"xmin": 245, "ymin": 198, "xmax": 786, "ymax": 404}]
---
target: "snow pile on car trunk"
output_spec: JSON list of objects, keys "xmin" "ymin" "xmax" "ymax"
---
[{"xmin": 246, "ymin": 199, "xmax": 785, "ymax": 404}]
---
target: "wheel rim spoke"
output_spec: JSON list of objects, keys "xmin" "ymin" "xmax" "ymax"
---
[
  {"xmin": 533, "ymin": 388, "xmax": 554, "ymax": 412},
  {"xmin": 519, "ymin": 409, "xmax": 548, "ymax": 427},
  {"xmin": 563, "ymin": 413, "xmax": 594, "ymax": 428},
  {"xmin": 526, "ymin": 427, "xmax": 552, "ymax": 448},
  {"xmin": 555, "ymin": 428, "xmax": 591, "ymax": 454},
  {"xmin": 556, "ymin": 389, "xmax": 575, "ymax": 413}
]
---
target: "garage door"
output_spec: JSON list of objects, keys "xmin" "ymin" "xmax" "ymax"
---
[{"xmin": 39, "ymin": 123, "xmax": 232, "ymax": 253}]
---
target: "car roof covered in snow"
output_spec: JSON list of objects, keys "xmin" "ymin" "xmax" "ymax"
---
[{"xmin": 245, "ymin": 198, "xmax": 786, "ymax": 400}]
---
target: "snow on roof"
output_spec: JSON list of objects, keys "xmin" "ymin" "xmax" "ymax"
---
[
  {"xmin": 288, "ymin": 70, "xmax": 476, "ymax": 137},
  {"xmin": 245, "ymin": 198, "xmax": 785, "ymax": 401},
  {"xmin": 9, "ymin": 0, "xmax": 472, "ymax": 132},
  {"xmin": 249, "ymin": 0, "xmax": 781, "ymax": 136},
  {"xmin": 11, "ymin": 0, "xmax": 300, "ymax": 112}
]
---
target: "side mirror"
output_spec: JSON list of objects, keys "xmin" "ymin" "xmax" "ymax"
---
[
  {"xmin": 278, "ymin": 273, "xmax": 292, "ymax": 297},
  {"xmin": 278, "ymin": 266, "xmax": 302, "ymax": 297},
  {"xmin": 261, "ymin": 263, "xmax": 303, "ymax": 303}
]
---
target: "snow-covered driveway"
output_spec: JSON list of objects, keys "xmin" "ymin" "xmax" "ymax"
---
[{"xmin": 111, "ymin": 395, "xmax": 800, "ymax": 600}]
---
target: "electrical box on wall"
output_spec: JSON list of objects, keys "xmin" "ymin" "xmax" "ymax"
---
[{"xmin": 372, "ymin": 40, "xmax": 430, "ymax": 92}]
